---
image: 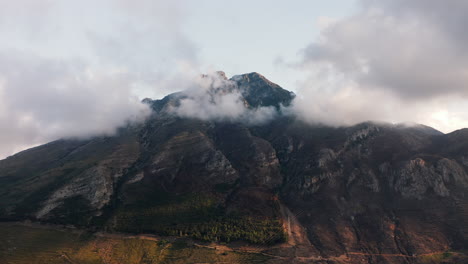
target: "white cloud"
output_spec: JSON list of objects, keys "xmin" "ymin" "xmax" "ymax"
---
[
  {"xmin": 0, "ymin": 52, "xmax": 151, "ymax": 159},
  {"xmin": 171, "ymin": 72, "xmax": 277, "ymax": 124},
  {"xmin": 0, "ymin": 0, "xmax": 198, "ymax": 159},
  {"xmin": 293, "ymin": 0, "xmax": 468, "ymax": 133}
]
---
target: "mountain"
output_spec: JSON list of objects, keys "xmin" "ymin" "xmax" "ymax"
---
[{"xmin": 1, "ymin": 72, "xmax": 468, "ymax": 264}]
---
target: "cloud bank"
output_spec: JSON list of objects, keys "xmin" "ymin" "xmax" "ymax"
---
[
  {"xmin": 0, "ymin": 0, "xmax": 198, "ymax": 159},
  {"xmin": 0, "ymin": 52, "xmax": 151, "ymax": 157},
  {"xmin": 292, "ymin": 0, "xmax": 468, "ymax": 132}
]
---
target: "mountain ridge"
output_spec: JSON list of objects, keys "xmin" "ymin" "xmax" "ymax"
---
[{"xmin": 1, "ymin": 72, "xmax": 467, "ymax": 264}]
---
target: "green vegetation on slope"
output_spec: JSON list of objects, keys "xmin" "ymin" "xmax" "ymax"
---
[
  {"xmin": 418, "ymin": 251, "xmax": 468, "ymax": 264},
  {"xmin": 0, "ymin": 223, "xmax": 272, "ymax": 264},
  {"xmin": 113, "ymin": 192, "xmax": 286, "ymax": 244}
]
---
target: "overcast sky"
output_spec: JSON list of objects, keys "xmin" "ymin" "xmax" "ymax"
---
[{"xmin": 1, "ymin": 0, "xmax": 468, "ymax": 159}]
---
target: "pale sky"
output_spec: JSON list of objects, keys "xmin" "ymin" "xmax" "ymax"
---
[
  {"xmin": 2, "ymin": 0, "xmax": 468, "ymax": 159},
  {"xmin": 0, "ymin": 0, "xmax": 355, "ymax": 96},
  {"xmin": 182, "ymin": 0, "xmax": 356, "ymax": 89}
]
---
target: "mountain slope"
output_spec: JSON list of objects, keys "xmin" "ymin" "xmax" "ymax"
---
[{"xmin": 1, "ymin": 72, "xmax": 467, "ymax": 264}]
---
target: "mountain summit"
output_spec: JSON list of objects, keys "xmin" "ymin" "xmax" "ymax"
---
[
  {"xmin": 145, "ymin": 71, "xmax": 295, "ymax": 115},
  {"xmin": 231, "ymin": 72, "xmax": 295, "ymax": 108},
  {"xmin": 1, "ymin": 72, "xmax": 467, "ymax": 263}
]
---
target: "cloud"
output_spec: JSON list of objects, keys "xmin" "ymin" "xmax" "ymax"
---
[
  {"xmin": 170, "ymin": 72, "xmax": 277, "ymax": 124},
  {"xmin": 0, "ymin": 51, "xmax": 151, "ymax": 158},
  {"xmin": 0, "ymin": 0, "xmax": 199, "ymax": 159},
  {"xmin": 292, "ymin": 0, "xmax": 468, "ymax": 132}
]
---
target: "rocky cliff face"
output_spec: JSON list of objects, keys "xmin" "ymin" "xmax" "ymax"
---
[
  {"xmin": 264, "ymin": 121, "xmax": 468, "ymax": 263},
  {"xmin": 0, "ymin": 72, "xmax": 467, "ymax": 263}
]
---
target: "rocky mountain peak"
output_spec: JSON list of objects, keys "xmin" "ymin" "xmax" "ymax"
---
[
  {"xmin": 215, "ymin": 71, "xmax": 228, "ymax": 80},
  {"xmin": 231, "ymin": 72, "xmax": 269, "ymax": 82},
  {"xmin": 230, "ymin": 72, "xmax": 295, "ymax": 109},
  {"xmin": 146, "ymin": 71, "xmax": 295, "ymax": 114}
]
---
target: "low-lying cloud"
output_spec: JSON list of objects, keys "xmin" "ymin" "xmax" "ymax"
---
[
  {"xmin": 0, "ymin": 0, "xmax": 198, "ymax": 159},
  {"xmin": 0, "ymin": 52, "xmax": 150, "ymax": 158},
  {"xmin": 170, "ymin": 72, "xmax": 278, "ymax": 124}
]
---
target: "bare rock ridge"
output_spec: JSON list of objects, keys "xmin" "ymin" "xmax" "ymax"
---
[{"xmin": 0, "ymin": 72, "xmax": 467, "ymax": 264}]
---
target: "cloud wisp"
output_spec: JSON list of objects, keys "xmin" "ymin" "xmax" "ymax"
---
[{"xmin": 170, "ymin": 72, "xmax": 278, "ymax": 124}]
